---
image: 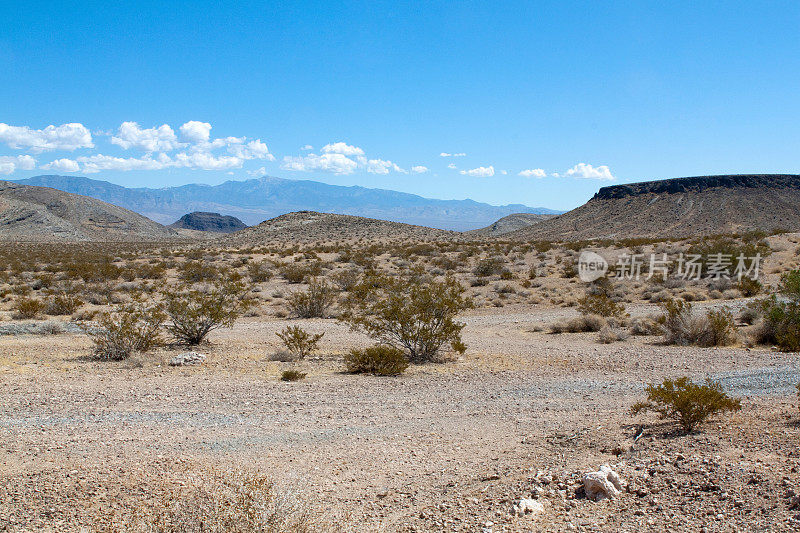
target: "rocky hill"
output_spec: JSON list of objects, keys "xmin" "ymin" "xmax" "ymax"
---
[
  {"xmin": 467, "ymin": 213, "xmax": 555, "ymax": 237},
  {"xmin": 14, "ymin": 175, "xmax": 558, "ymax": 231},
  {"xmin": 223, "ymin": 211, "xmax": 459, "ymax": 245},
  {"xmin": 169, "ymin": 212, "xmax": 247, "ymax": 233},
  {"xmin": 511, "ymin": 174, "xmax": 800, "ymax": 241},
  {"xmin": 0, "ymin": 181, "xmax": 178, "ymax": 242}
]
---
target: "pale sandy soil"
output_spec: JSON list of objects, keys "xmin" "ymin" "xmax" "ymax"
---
[{"xmin": 1, "ymin": 301, "xmax": 799, "ymax": 532}]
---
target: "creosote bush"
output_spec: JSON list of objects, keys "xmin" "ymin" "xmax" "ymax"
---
[
  {"xmin": 631, "ymin": 377, "xmax": 741, "ymax": 433},
  {"xmin": 276, "ymin": 325, "xmax": 323, "ymax": 359},
  {"xmin": 84, "ymin": 299, "xmax": 166, "ymax": 361},
  {"xmin": 281, "ymin": 369, "xmax": 307, "ymax": 382},
  {"xmin": 286, "ymin": 279, "xmax": 335, "ymax": 318},
  {"xmin": 578, "ymin": 279, "xmax": 627, "ymax": 318},
  {"xmin": 660, "ymin": 299, "xmax": 736, "ymax": 347},
  {"xmin": 756, "ymin": 269, "xmax": 800, "ymax": 351},
  {"xmin": 162, "ymin": 280, "xmax": 252, "ymax": 345},
  {"xmin": 340, "ymin": 270, "xmax": 472, "ymax": 363},
  {"xmin": 13, "ymin": 297, "xmax": 45, "ymax": 319},
  {"xmin": 344, "ymin": 344, "xmax": 409, "ymax": 375}
]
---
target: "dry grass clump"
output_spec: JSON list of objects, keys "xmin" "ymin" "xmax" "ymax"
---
[
  {"xmin": 12, "ymin": 296, "xmax": 45, "ymax": 319},
  {"xmin": 597, "ymin": 325, "xmax": 630, "ymax": 344},
  {"xmin": 344, "ymin": 344, "xmax": 409, "ymax": 375},
  {"xmin": 632, "ymin": 376, "xmax": 742, "ymax": 433},
  {"xmin": 281, "ymin": 369, "xmax": 307, "ymax": 382},
  {"xmin": 630, "ymin": 316, "xmax": 662, "ymax": 336}
]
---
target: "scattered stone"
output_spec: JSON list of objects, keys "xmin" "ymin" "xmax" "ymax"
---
[
  {"xmin": 169, "ymin": 352, "xmax": 207, "ymax": 366},
  {"xmin": 583, "ymin": 465, "xmax": 625, "ymax": 502}
]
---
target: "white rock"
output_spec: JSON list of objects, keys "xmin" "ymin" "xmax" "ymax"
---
[
  {"xmin": 583, "ymin": 465, "xmax": 625, "ymax": 501},
  {"xmin": 169, "ymin": 351, "xmax": 206, "ymax": 366},
  {"xmin": 512, "ymin": 498, "xmax": 545, "ymax": 516}
]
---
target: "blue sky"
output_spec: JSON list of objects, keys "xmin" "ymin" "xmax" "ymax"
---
[{"xmin": 1, "ymin": 1, "xmax": 799, "ymax": 210}]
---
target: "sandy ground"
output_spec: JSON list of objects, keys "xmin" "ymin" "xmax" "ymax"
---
[{"xmin": 1, "ymin": 301, "xmax": 799, "ymax": 532}]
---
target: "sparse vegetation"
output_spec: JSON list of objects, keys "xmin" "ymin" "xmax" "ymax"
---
[
  {"xmin": 13, "ymin": 297, "xmax": 45, "ymax": 319},
  {"xmin": 84, "ymin": 299, "xmax": 165, "ymax": 360},
  {"xmin": 660, "ymin": 299, "xmax": 736, "ymax": 347},
  {"xmin": 756, "ymin": 269, "xmax": 800, "ymax": 351},
  {"xmin": 281, "ymin": 369, "xmax": 307, "ymax": 382},
  {"xmin": 631, "ymin": 376, "xmax": 742, "ymax": 433},
  {"xmin": 286, "ymin": 279, "xmax": 336, "ymax": 318}
]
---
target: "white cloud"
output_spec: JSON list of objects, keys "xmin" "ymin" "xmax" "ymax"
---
[
  {"xmin": 321, "ymin": 142, "xmax": 365, "ymax": 156},
  {"xmin": 226, "ymin": 139, "xmax": 275, "ymax": 161},
  {"xmin": 179, "ymin": 121, "xmax": 212, "ymax": 143},
  {"xmin": 77, "ymin": 154, "xmax": 169, "ymax": 173},
  {"xmin": 460, "ymin": 165, "xmax": 495, "ymax": 178},
  {"xmin": 248, "ymin": 166, "xmax": 268, "ymax": 178},
  {"xmin": 411, "ymin": 165, "xmax": 429, "ymax": 174},
  {"xmin": 111, "ymin": 122, "xmax": 182, "ymax": 152},
  {"xmin": 301, "ymin": 144, "xmax": 313, "ymax": 151},
  {"xmin": 365, "ymin": 158, "xmax": 405, "ymax": 175},
  {"xmin": 564, "ymin": 163, "xmax": 614, "ymax": 180},
  {"xmin": 0, "ymin": 123, "xmax": 93, "ymax": 152},
  {"xmin": 439, "ymin": 152, "xmax": 466, "ymax": 157},
  {"xmin": 519, "ymin": 168, "xmax": 547, "ymax": 178},
  {"xmin": 500, "ymin": 170, "xmax": 508, "ymax": 175},
  {"xmin": 281, "ymin": 153, "xmax": 359, "ymax": 175},
  {"xmin": 0, "ymin": 155, "xmax": 36, "ymax": 175},
  {"xmin": 447, "ymin": 163, "xmax": 457, "ymax": 169},
  {"xmin": 41, "ymin": 158, "xmax": 80, "ymax": 172},
  {"xmin": 171, "ymin": 151, "xmax": 243, "ymax": 170}
]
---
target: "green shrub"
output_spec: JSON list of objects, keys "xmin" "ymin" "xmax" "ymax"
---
[
  {"xmin": 577, "ymin": 293, "xmax": 627, "ymax": 319},
  {"xmin": 344, "ymin": 345, "xmax": 409, "ymax": 375},
  {"xmin": 755, "ymin": 269, "xmax": 800, "ymax": 350},
  {"xmin": 340, "ymin": 270, "xmax": 472, "ymax": 363},
  {"xmin": 276, "ymin": 325, "xmax": 323, "ymax": 359},
  {"xmin": 286, "ymin": 279, "xmax": 335, "ymax": 318},
  {"xmin": 473, "ymin": 257, "xmax": 504, "ymax": 277},
  {"xmin": 84, "ymin": 300, "xmax": 166, "ymax": 361},
  {"xmin": 737, "ymin": 277, "xmax": 762, "ymax": 297},
  {"xmin": 703, "ymin": 308, "xmax": 737, "ymax": 346},
  {"xmin": 162, "ymin": 280, "xmax": 252, "ymax": 345},
  {"xmin": 13, "ymin": 297, "xmax": 45, "ymax": 319},
  {"xmin": 280, "ymin": 369, "xmax": 307, "ymax": 382},
  {"xmin": 631, "ymin": 377, "xmax": 741, "ymax": 433}
]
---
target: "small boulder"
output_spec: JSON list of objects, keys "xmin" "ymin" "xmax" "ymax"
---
[
  {"xmin": 583, "ymin": 465, "xmax": 625, "ymax": 501},
  {"xmin": 169, "ymin": 351, "xmax": 207, "ymax": 366},
  {"xmin": 512, "ymin": 498, "xmax": 545, "ymax": 517}
]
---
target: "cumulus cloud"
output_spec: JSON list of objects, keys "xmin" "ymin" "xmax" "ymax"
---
[
  {"xmin": 411, "ymin": 165, "xmax": 429, "ymax": 174},
  {"xmin": 281, "ymin": 153, "xmax": 359, "ymax": 175},
  {"xmin": 460, "ymin": 165, "xmax": 495, "ymax": 178},
  {"xmin": 564, "ymin": 163, "xmax": 614, "ymax": 180},
  {"xmin": 519, "ymin": 168, "xmax": 547, "ymax": 178},
  {"xmin": 440, "ymin": 152, "xmax": 466, "ymax": 157},
  {"xmin": 301, "ymin": 144, "xmax": 313, "ymax": 151},
  {"xmin": 76, "ymin": 154, "xmax": 169, "ymax": 173},
  {"xmin": 321, "ymin": 142, "xmax": 365, "ymax": 157},
  {"xmin": 447, "ymin": 163, "xmax": 457, "ymax": 169},
  {"xmin": 365, "ymin": 158, "xmax": 405, "ymax": 175},
  {"xmin": 226, "ymin": 139, "xmax": 275, "ymax": 161},
  {"xmin": 0, "ymin": 123, "xmax": 93, "ymax": 152},
  {"xmin": 41, "ymin": 158, "xmax": 80, "ymax": 172},
  {"xmin": 0, "ymin": 155, "xmax": 36, "ymax": 175},
  {"xmin": 111, "ymin": 122, "xmax": 182, "ymax": 152},
  {"xmin": 171, "ymin": 152, "xmax": 243, "ymax": 170},
  {"xmin": 179, "ymin": 121, "xmax": 212, "ymax": 143}
]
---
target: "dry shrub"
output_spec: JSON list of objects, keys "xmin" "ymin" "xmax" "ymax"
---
[
  {"xmin": 276, "ymin": 326, "xmax": 323, "ymax": 359},
  {"xmin": 473, "ymin": 257, "xmax": 504, "ymax": 277},
  {"xmin": 286, "ymin": 279, "xmax": 335, "ymax": 318},
  {"xmin": 248, "ymin": 260, "xmax": 273, "ymax": 283},
  {"xmin": 162, "ymin": 280, "xmax": 252, "ymax": 345},
  {"xmin": 109, "ymin": 468, "xmax": 321, "ymax": 532},
  {"xmin": 630, "ymin": 316, "xmax": 662, "ymax": 336},
  {"xmin": 550, "ymin": 314, "xmax": 606, "ymax": 334},
  {"xmin": 84, "ymin": 299, "xmax": 166, "ymax": 361},
  {"xmin": 45, "ymin": 292, "xmax": 84, "ymax": 316},
  {"xmin": 597, "ymin": 325, "xmax": 629, "ymax": 344},
  {"xmin": 344, "ymin": 344, "xmax": 409, "ymax": 375},
  {"xmin": 13, "ymin": 297, "xmax": 45, "ymax": 319},
  {"xmin": 329, "ymin": 269, "xmax": 360, "ymax": 292},
  {"xmin": 755, "ymin": 269, "xmax": 800, "ymax": 351},
  {"xmin": 660, "ymin": 299, "xmax": 736, "ymax": 347},
  {"xmin": 632, "ymin": 377, "xmax": 741, "ymax": 433}
]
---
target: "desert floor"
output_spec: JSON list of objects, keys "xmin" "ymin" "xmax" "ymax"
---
[{"xmin": 1, "ymin": 300, "xmax": 799, "ymax": 532}]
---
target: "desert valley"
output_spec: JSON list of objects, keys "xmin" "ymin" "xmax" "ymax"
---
[{"xmin": 1, "ymin": 174, "xmax": 799, "ymax": 532}]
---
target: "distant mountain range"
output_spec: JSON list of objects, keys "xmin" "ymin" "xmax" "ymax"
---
[{"xmin": 13, "ymin": 175, "xmax": 559, "ymax": 231}]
